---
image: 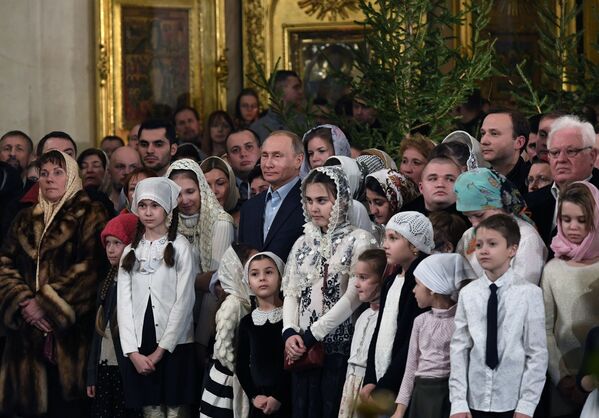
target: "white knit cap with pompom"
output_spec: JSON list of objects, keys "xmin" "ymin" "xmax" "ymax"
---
[{"xmin": 386, "ymin": 211, "xmax": 434, "ymax": 254}]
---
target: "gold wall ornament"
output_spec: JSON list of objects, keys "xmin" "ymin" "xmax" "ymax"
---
[
  {"xmin": 242, "ymin": 0, "xmax": 267, "ymax": 104},
  {"xmin": 297, "ymin": 0, "xmax": 360, "ymax": 21},
  {"xmin": 98, "ymin": 44, "xmax": 109, "ymax": 87},
  {"xmin": 95, "ymin": 0, "xmax": 226, "ymax": 142},
  {"xmin": 242, "ymin": 0, "xmax": 366, "ymax": 104}
]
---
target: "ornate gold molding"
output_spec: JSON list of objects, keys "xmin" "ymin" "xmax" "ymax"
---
[
  {"xmin": 297, "ymin": 0, "xmax": 360, "ymax": 21},
  {"xmin": 242, "ymin": 0, "xmax": 267, "ymax": 96},
  {"xmin": 95, "ymin": 0, "xmax": 225, "ymax": 141}
]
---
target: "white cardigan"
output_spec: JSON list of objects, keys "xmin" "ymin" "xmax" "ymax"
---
[{"xmin": 118, "ymin": 234, "xmax": 197, "ymax": 355}]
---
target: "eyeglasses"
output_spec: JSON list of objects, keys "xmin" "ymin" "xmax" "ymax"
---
[{"xmin": 547, "ymin": 146, "xmax": 592, "ymax": 159}]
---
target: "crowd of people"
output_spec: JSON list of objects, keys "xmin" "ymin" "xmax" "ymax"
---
[{"xmin": 0, "ymin": 69, "xmax": 598, "ymax": 418}]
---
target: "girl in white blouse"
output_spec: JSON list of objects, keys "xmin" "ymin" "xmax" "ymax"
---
[
  {"xmin": 117, "ymin": 177, "xmax": 198, "ymax": 417},
  {"xmin": 282, "ymin": 166, "xmax": 376, "ymax": 418}
]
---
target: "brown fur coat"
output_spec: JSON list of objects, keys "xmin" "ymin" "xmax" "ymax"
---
[{"xmin": 0, "ymin": 190, "xmax": 108, "ymax": 415}]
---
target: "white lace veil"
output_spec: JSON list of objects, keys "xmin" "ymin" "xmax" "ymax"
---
[{"xmin": 166, "ymin": 158, "xmax": 234, "ymax": 271}]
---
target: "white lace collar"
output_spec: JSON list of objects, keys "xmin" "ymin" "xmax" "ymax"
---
[
  {"xmin": 251, "ymin": 307, "xmax": 283, "ymax": 325},
  {"xmin": 135, "ymin": 235, "xmax": 168, "ymax": 273}
]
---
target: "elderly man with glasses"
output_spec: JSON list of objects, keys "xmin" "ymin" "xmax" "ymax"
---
[{"xmin": 525, "ymin": 115, "xmax": 599, "ymax": 249}]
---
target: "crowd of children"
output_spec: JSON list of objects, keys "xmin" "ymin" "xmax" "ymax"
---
[{"xmin": 76, "ymin": 157, "xmax": 599, "ymax": 418}]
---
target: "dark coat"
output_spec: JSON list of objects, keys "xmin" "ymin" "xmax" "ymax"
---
[
  {"xmin": 86, "ymin": 270, "xmax": 127, "ymax": 388},
  {"xmin": 0, "ymin": 190, "xmax": 108, "ymax": 416},
  {"xmin": 238, "ymin": 180, "xmax": 304, "ymax": 262},
  {"xmin": 363, "ymin": 254, "xmax": 429, "ymax": 395}
]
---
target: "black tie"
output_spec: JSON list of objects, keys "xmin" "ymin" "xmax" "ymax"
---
[{"xmin": 486, "ymin": 283, "xmax": 499, "ymax": 369}]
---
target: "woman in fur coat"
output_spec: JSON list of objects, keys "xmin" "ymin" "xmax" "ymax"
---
[{"xmin": 0, "ymin": 150, "xmax": 108, "ymax": 417}]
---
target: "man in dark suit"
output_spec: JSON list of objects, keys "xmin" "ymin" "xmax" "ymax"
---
[
  {"xmin": 238, "ymin": 130, "xmax": 305, "ymax": 262},
  {"xmin": 526, "ymin": 115, "xmax": 599, "ymax": 248}
]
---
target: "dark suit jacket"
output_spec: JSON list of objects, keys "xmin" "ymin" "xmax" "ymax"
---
[
  {"xmin": 238, "ymin": 180, "xmax": 305, "ymax": 262},
  {"xmin": 363, "ymin": 254, "xmax": 429, "ymax": 395},
  {"xmin": 525, "ymin": 168, "xmax": 599, "ymax": 248}
]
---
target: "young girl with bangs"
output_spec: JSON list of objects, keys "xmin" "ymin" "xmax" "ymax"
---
[{"xmin": 282, "ymin": 166, "xmax": 376, "ymax": 418}]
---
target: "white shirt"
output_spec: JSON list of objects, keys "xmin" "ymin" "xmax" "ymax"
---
[
  {"xmin": 457, "ymin": 217, "xmax": 547, "ymax": 285},
  {"xmin": 118, "ymin": 234, "xmax": 197, "ymax": 354},
  {"xmin": 449, "ymin": 269, "xmax": 547, "ymax": 416}
]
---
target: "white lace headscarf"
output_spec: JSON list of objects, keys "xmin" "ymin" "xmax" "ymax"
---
[
  {"xmin": 166, "ymin": 158, "xmax": 234, "ymax": 272},
  {"xmin": 283, "ymin": 165, "xmax": 353, "ymax": 297},
  {"xmin": 300, "ymin": 124, "xmax": 352, "ymax": 176}
]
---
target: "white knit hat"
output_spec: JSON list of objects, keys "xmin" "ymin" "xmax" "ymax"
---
[{"xmin": 386, "ymin": 211, "xmax": 434, "ymax": 254}]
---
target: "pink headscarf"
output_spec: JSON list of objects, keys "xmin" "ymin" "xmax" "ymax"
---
[{"xmin": 551, "ymin": 181, "xmax": 599, "ymax": 262}]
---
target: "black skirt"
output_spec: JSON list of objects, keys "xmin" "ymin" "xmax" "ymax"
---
[
  {"xmin": 290, "ymin": 353, "xmax": 348, "ymax": 418},
  {"xmin": 122, "ymin": 299, "xmax": 198, "ymax": 409},
  {"xmin": 91, "ymin": 364, "xmax": 142, "ymax": 418},
  {"xmin": 407, "ymin": 376, "xmax": 450, "ymax": 418}
]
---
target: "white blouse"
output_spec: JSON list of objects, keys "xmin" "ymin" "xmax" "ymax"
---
[{"xmin": 117, "ymin": 234, "xmax": 197, "ymax": 354}]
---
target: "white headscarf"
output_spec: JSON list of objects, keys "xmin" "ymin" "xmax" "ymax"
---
[
  {"xmin": 413, "ymin": 253, "xmax": 476, "ymax": 300},
  {"xmin": 243, "ymin": 251, "xmax": 286, "ymax": 296},
  {"xmin": 442, "ymin": 130, "xmax": 490, "ymax": 171},
  {"xmin": 131, "ymin": 177, "xmax": 180, "ymax": 214},
  {"xmin": 324, "ymin": 155, "xmax": 362, "ymax": 199}
]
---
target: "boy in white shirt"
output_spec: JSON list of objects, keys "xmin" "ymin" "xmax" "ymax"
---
[{"xmin": 449, "ymin": 214, "xmax": 547, "ymax": 418}]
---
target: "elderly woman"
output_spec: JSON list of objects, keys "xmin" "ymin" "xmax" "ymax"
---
[
  {"xmin": 454, "ymin": 167, "xmax": 547, "ymax": 285},
  {"xmin": 0, "ymin": 150, "xmax": 108, "ymax": 416}
]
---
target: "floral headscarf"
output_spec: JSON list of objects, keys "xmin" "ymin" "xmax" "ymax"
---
[
  {"xmin": 454, "ymin": 168, "xmax": 533, "ymax": 224},
  {"xmin": 301, "ymin": 124, "xmax": 351, "ymax": 176},
  {"xmin": 166, "ymin": 158, "xmax": 234, "ymax": 271},
  {"xmin": 366, "ymin": 169, "xmax": 420, "ymax": 215}
]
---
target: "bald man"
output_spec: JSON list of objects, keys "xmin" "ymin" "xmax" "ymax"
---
[{"xmin": 108, "ymin": 146, "xmax": 141, "ymax": 210}]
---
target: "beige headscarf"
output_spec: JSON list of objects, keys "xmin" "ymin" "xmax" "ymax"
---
[
  {"xmin": 166, "ymin": 158, "xmax": 234, "ymax": 272},
  {"xmin": 36, "ymin": 150, "xmax": 83, "ymax": 289},
  {"xmin": 200, "ymin": 156, "xmax": 240, "ymax": 211}
]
